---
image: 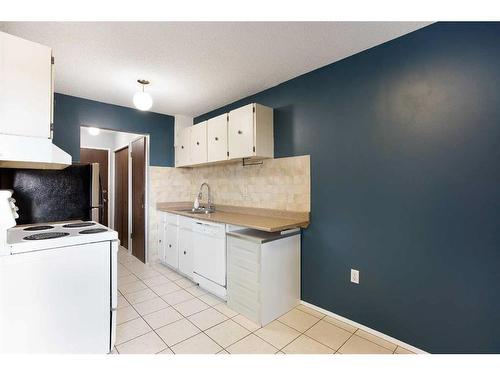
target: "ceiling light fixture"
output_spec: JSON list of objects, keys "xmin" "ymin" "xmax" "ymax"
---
[
  {"xmin": 133, "ymin": 79, "xmax": 153, "ymax": 111},
  {"xmin": 88, "ymin": 127, "xmax": 100, "ymax": 136}
]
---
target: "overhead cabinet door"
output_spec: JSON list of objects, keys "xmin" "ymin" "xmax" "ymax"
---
[
  {"xmin": 207, "ymin": 114, "xmax": 228, "ymax": 162},
  {"xmin": 0, "ymin": 32, "xmax": 52, "ymax": 138},
  {"xmin": 228, "ymin": 104, "xmax": 255, "ymax": 159},
  {"xmin": 190, "ymin": 121, "xmax": 207, "ymax": 165},
  {"xmin": 176, "ymin": 127, "xmax": 191, "ymax": 167}
]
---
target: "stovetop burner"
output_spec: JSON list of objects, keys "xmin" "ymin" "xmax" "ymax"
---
[
  {"xmin": 79, "ymin": 228, "xmax": 108, "ymax": 234},
  {"xmin": 62, "ymin": 222, "xmax": 96, "ymax": 228},
  {"xmin": 23, "ymin": 225, "xmax": 55, "ymax": 231},
  {"xmin": 23, "ymin": 232, "xmax": 70, "ymax": 241}
]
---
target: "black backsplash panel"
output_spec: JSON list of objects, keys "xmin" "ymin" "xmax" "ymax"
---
[{"xmin": 1, "ymin": 165, "xmax": 92, "ymax": 224}]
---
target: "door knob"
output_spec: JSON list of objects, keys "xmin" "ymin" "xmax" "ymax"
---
[
  {"xmin": 196, "ymin": 141, "xmax": 200, "ymax": 145},
  {"xmin": 215, "ymin": 137, "xmax": 218, "ymax": 141},
  {"xmin": 238, "ymin": 130, "xmax": 242, "ymax": 134}
]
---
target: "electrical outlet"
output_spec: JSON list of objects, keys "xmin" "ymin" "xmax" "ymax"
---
[{"xmin": 351, "ymin": 269, "xmax": 360, "ymax": 284}]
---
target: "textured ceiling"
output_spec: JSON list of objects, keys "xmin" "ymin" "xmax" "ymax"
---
[{"xmin": 1, "ymin": 22, "xmax": 430, "ymax": 116}]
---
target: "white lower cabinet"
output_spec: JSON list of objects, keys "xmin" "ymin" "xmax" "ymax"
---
[
  {"xmin": 227, "ymin": 229, "xmax": 301, "ymax": 326},
  {"xmin": 164, "ymin": 223, "xmax": 179, "ymax": 269},
  {"xmin": 178, "ymin": 226, "xmax": 193, "ymax": 278}
]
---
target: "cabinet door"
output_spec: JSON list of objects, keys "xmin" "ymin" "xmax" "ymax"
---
[
  {"xmin": 207, "ymin": 114, "xmax": 228, "ymax": 162},
  {"xmin": 176, "ymin": 127, "xmax": 191, "ymax": 167},
  {"xmin": 158, "ymin": 222, "xmax": 166, "ymax": 263},
  {"xmin": 0, "ymin": 32, "xmax": 52, "ymax": 138},
  {"xmin": 228, "ymin": 104, "xmax": 255, "ymax": 159},
  {"xmin": 165, "ymin": 223, "xmax": 179, "ymax": 269},
  {"xmin": 190, "ymin": 122, "xmax": 207, "ymax": 165},
  {"xmin": 178, "ymin": 228, "xmax": 193, "ymax": 278}
]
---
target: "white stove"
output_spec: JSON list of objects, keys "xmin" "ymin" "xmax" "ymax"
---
[
  {"xmin": 6, "ymin": 220, "xmax": 118, "ymax": 255},
  {"xmin": 0, "ymin": 216, "xmax": 119, "ymax": 353}
]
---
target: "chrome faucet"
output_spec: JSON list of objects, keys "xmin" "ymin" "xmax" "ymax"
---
[{"xmin": 197, "ymin": 182, "xmax": 215, "ymax": 213}]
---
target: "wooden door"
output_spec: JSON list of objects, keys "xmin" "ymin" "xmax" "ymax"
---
[
  {"xmin": 190, "ymin": 121, "xmax": 207, "ymax": 165},
  {"xmin": 80, "ymin": 148, "xmax": 109, "ymax": 226},
  {"xmin": 207, "ymin": 114, "xmax": 228, "ymax": 162},
  {"xmin": 228, "ymin": 103, "xmax": 255, "ymax": 159},
  {"xmin": 131, "ymin": 137, "xmax": 146, "ymax": 263},
  {"xmin": 114, "ymin": 147, "xmax": 129, "ymax": 249}
]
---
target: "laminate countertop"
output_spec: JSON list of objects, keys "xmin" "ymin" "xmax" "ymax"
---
[{"xmin": 156, "ymin": 202, "xmax": 310, "ymax": 232}]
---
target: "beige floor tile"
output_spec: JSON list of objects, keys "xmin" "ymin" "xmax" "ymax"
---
[
  {"xmin": 117, "ymin": 305, "xmax": 140, "ymax": 325},
  {"xmin": 304, "ymin": 320, "xmax": 352, "ymax": 350},
  {"xmin": 124, "ymin": 288, "xmax": 157, "ymax": 304},
  {"xmin": 155, "ymin": 318, "xmax": 201, "ymax": 346},
  {"xmin": 142, "ymin": 275, "xmax": 171, "ymax": 287},
  {"xmin": 205, "ymin": 319, "xmax": 251, "ymax": 348},
  {"xmin": 213, "ymin": 303, "xmax": 238, "ymax": 318},
  {"xmin": 158, "ymin": 347, "xmax": 174, "ymax": 354},
  {"xmin": 395, "ymin": 346, "xmax": 415, "ymax": 354},
  {"xmin": 118, "ymin": 280, "xmax": 148, "ymax": 294},
  {"xmin": 337, "ymin": 335, "xmax": 392, "ymax": 354},
  {"xmin": 117, "ymin": 295, "xmax": 130, "ymax": 309},
  {"xmin": 282, "ymin": 335, "xmax": 334, "ymax": 354},
  {"xmin": 323, "ymin": 316, "xmax": 357, "ymax": 334},
  {"xmin": 174, "ymin": 298, "xmax": 210, "ymax": 316},
  {"xmin": 133, "ymin": 297, "xmax": 170, "ymax": 316},
  {"xmin": 115, "ymin": 317, "xmax": 151, "ymax": 345},
  {"xmin": 174, "ymin": 277, "xmax": 196, "ymax": 289},
  {"xmin": 117, "ymin": 266, "xmax": 131, "ymax": 278},
  {"xmin": 255, "ymin": 320, "xmax": 301, "ymax": 349},
  {"xmin": 295, "ymin": 304, "xmax": 326, "ymax": 319},
  {"xmin": 133, "ymin": 269, "xmax": 162, "ymax": 280},
  {"xmin": 188, "ymin": 308, "xmax": 228, "ymax": 330},
  {"xmin": 197, "ymin": 293, "xmax": 224, "ymax": 306},
  {"xmin": 227, "ymin": 334, "xmax": 278, "ymax": 354},
  {"xmin": 150, "ymin": 282, "xmax": 182, "ymax": 296},
  {"xmin": 278, "ymin": 308, "xmax": 320, "ymax": 332},
  {"xmin": 116, "ymin": 331, "xmax": 167, "ymax": 354},
  {"xmin": 171, "ymin": 333, "xmax": 222, "ymax": 354},
  {"xmin": 165, "ymin": 272, "xmax": 186, "ymax": 281},
  {"xmin": 143, "ymin": 307, "xmax": 184, "ymax": 330},
  {"xmin": 118, "ymin": 274, "xmax": 139, "ymax": 286},
  {"xmin": 185, "ymin": 285, "xmax": 207, "ymax": 297},
  {"xmin": 355, "ymin": 330, "xmax": 397, "ymax": 352},
  {"xmin": 232, "ymin": 315, "xmax": 261, "ymax": 332},
  {"xmin": 161, "ymin": 290, "xmax": 196, "ymax": 305}
]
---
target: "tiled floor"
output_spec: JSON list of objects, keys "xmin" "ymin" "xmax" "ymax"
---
[{"xmin": 114, "ymin": 247, "xmax": 415, "ymax": 355}]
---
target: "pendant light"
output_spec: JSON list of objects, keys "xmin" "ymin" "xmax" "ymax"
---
[{"xmin": 133, "ymin": 79, "xmax": 153, "ymax": 111}]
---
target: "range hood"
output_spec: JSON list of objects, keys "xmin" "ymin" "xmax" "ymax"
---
[{"xmin": 0, "ymin": 134, "xmax": 72, "ymax": 170}]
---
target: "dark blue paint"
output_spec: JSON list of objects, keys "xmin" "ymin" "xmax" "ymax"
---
[
  {"xmin": 196, "ymin": 22, "xmax": 500, "ymax": 353},
  {"xmin": 53, "ymin": 93, "xmax": 174, "ymax": 166}
]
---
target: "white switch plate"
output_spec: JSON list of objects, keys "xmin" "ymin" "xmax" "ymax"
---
[{"xmin": 351, "ymin": 269, "xmax": 360, "ymax": 284}]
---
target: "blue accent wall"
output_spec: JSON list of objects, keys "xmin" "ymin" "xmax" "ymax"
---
[
  {"xmin": 196, "ymin": 22, "xmax": 500, "ymax": 353},
  {"xmin": 53, "ymin": 93, "xmax": 174, "ymax": 166}
]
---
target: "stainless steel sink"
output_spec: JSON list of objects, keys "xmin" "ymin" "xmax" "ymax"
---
[{"xmin": 178, "ymin": 207, "xmax": 215, "ymax": 214}]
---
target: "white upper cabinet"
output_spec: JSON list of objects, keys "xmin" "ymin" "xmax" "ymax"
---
[
  {"xmin": 207, "ymin": 113, "xmax": 228, "ymax": 163},
  {"xmin": 176, "ymin": 127, "xmax": 191, "ymax": 167},
  {"xmin": 190, "ymin": 121, "xmax": 208, "ymax": 165},
  {"xmin": 0, "ymin": 31, "xmax": 53, "ymax": 139},
  {"xmin": 228, "ymin": 103, "xmax": 273, "ymax": 160}
]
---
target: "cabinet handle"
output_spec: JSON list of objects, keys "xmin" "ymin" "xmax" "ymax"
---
[
  {"xmin": 215, "ymin": 137, "xmax": 218, "ymax": 141},
  {"xmin": 181, "ymin": 145, "xmax": 184, "ymax": 149},
  {"xmin": 183, "ymin": 251, "xmax": 186, "ymax": 255},
  {"xmin": 238, "ymin": 130, "xmax": 242, "ymax": 134},
  {"xmin": 169, "ymin": 244, "xmax": 172, "ymax": 248},
  {"xmin": 159, "ymin": 240, "xmax": 162, "ymax": 243},
  {"xmin": 196, "ymin": 141, "xmax": 199, "ymax": 145}
]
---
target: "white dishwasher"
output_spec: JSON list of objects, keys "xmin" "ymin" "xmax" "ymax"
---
[{"xmin": 192, "ymin": 219, "xmax": 227, "ymax": 299}]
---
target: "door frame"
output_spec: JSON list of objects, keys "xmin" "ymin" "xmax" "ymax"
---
[
  {"xmin": 113, "ymin": 135, "xmax": 150, "ymax": 263},
  {"xmin": 113, "ymin": 145, "xmax": 129, "ymax": 249},
  {"xmin": 79, "ymin": 146, "xmax": 111, "ymax": 226}
]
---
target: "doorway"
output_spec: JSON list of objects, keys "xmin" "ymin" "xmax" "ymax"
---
[
  {"xmin": 80, "ymin": 148, "xmax": 109, "ymax": 226},
  {"xmin": 131, "ymin": 137, "xmax": 146, "ymax": 263},
  {"xmin": 114, "ymin": 146, "xmax": 129, "ymax": 249}
]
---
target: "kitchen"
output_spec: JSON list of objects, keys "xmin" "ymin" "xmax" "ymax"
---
[{"xmin": 1, "ymin": 6, "xmax": 500, "ymax": 372}]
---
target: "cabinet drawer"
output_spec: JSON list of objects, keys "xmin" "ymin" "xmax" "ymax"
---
[
  {"xmin": 228, "ymin": 261, "xmax": 259, "ymax": 285},
  {"xmin": 227, "ymin": 236, "xmax": 260, "ymax": 263},
  {"xmin": 228, "ymin": 277, "xmax": 260, "ymax": 302},
  {"xmin": 228, "ymin": 249, "xmax": 260, "ymax": 274}
]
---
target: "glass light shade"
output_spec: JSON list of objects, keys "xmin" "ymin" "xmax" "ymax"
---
[
  {"xmin": 133, "ymin": 91, "xmax": 153, "ymax": 111},
  {"xmin": 88, "ymin": 127, "xmax": 100, "ymax": 136}
]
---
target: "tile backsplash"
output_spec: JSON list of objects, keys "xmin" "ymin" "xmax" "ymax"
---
[{"xmin": 147, "ymin": 155, "xmax": 310, "ymax": 261}]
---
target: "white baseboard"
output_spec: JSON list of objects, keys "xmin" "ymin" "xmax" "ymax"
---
[{"xmin": 300, "ymin": 300, "xmax": 428, "ymax": 354}]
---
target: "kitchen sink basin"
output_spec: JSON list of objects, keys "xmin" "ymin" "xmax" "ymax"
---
[{"xmin": 177, "ymin": 208, "xmax": 215, "ymax": 214}]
